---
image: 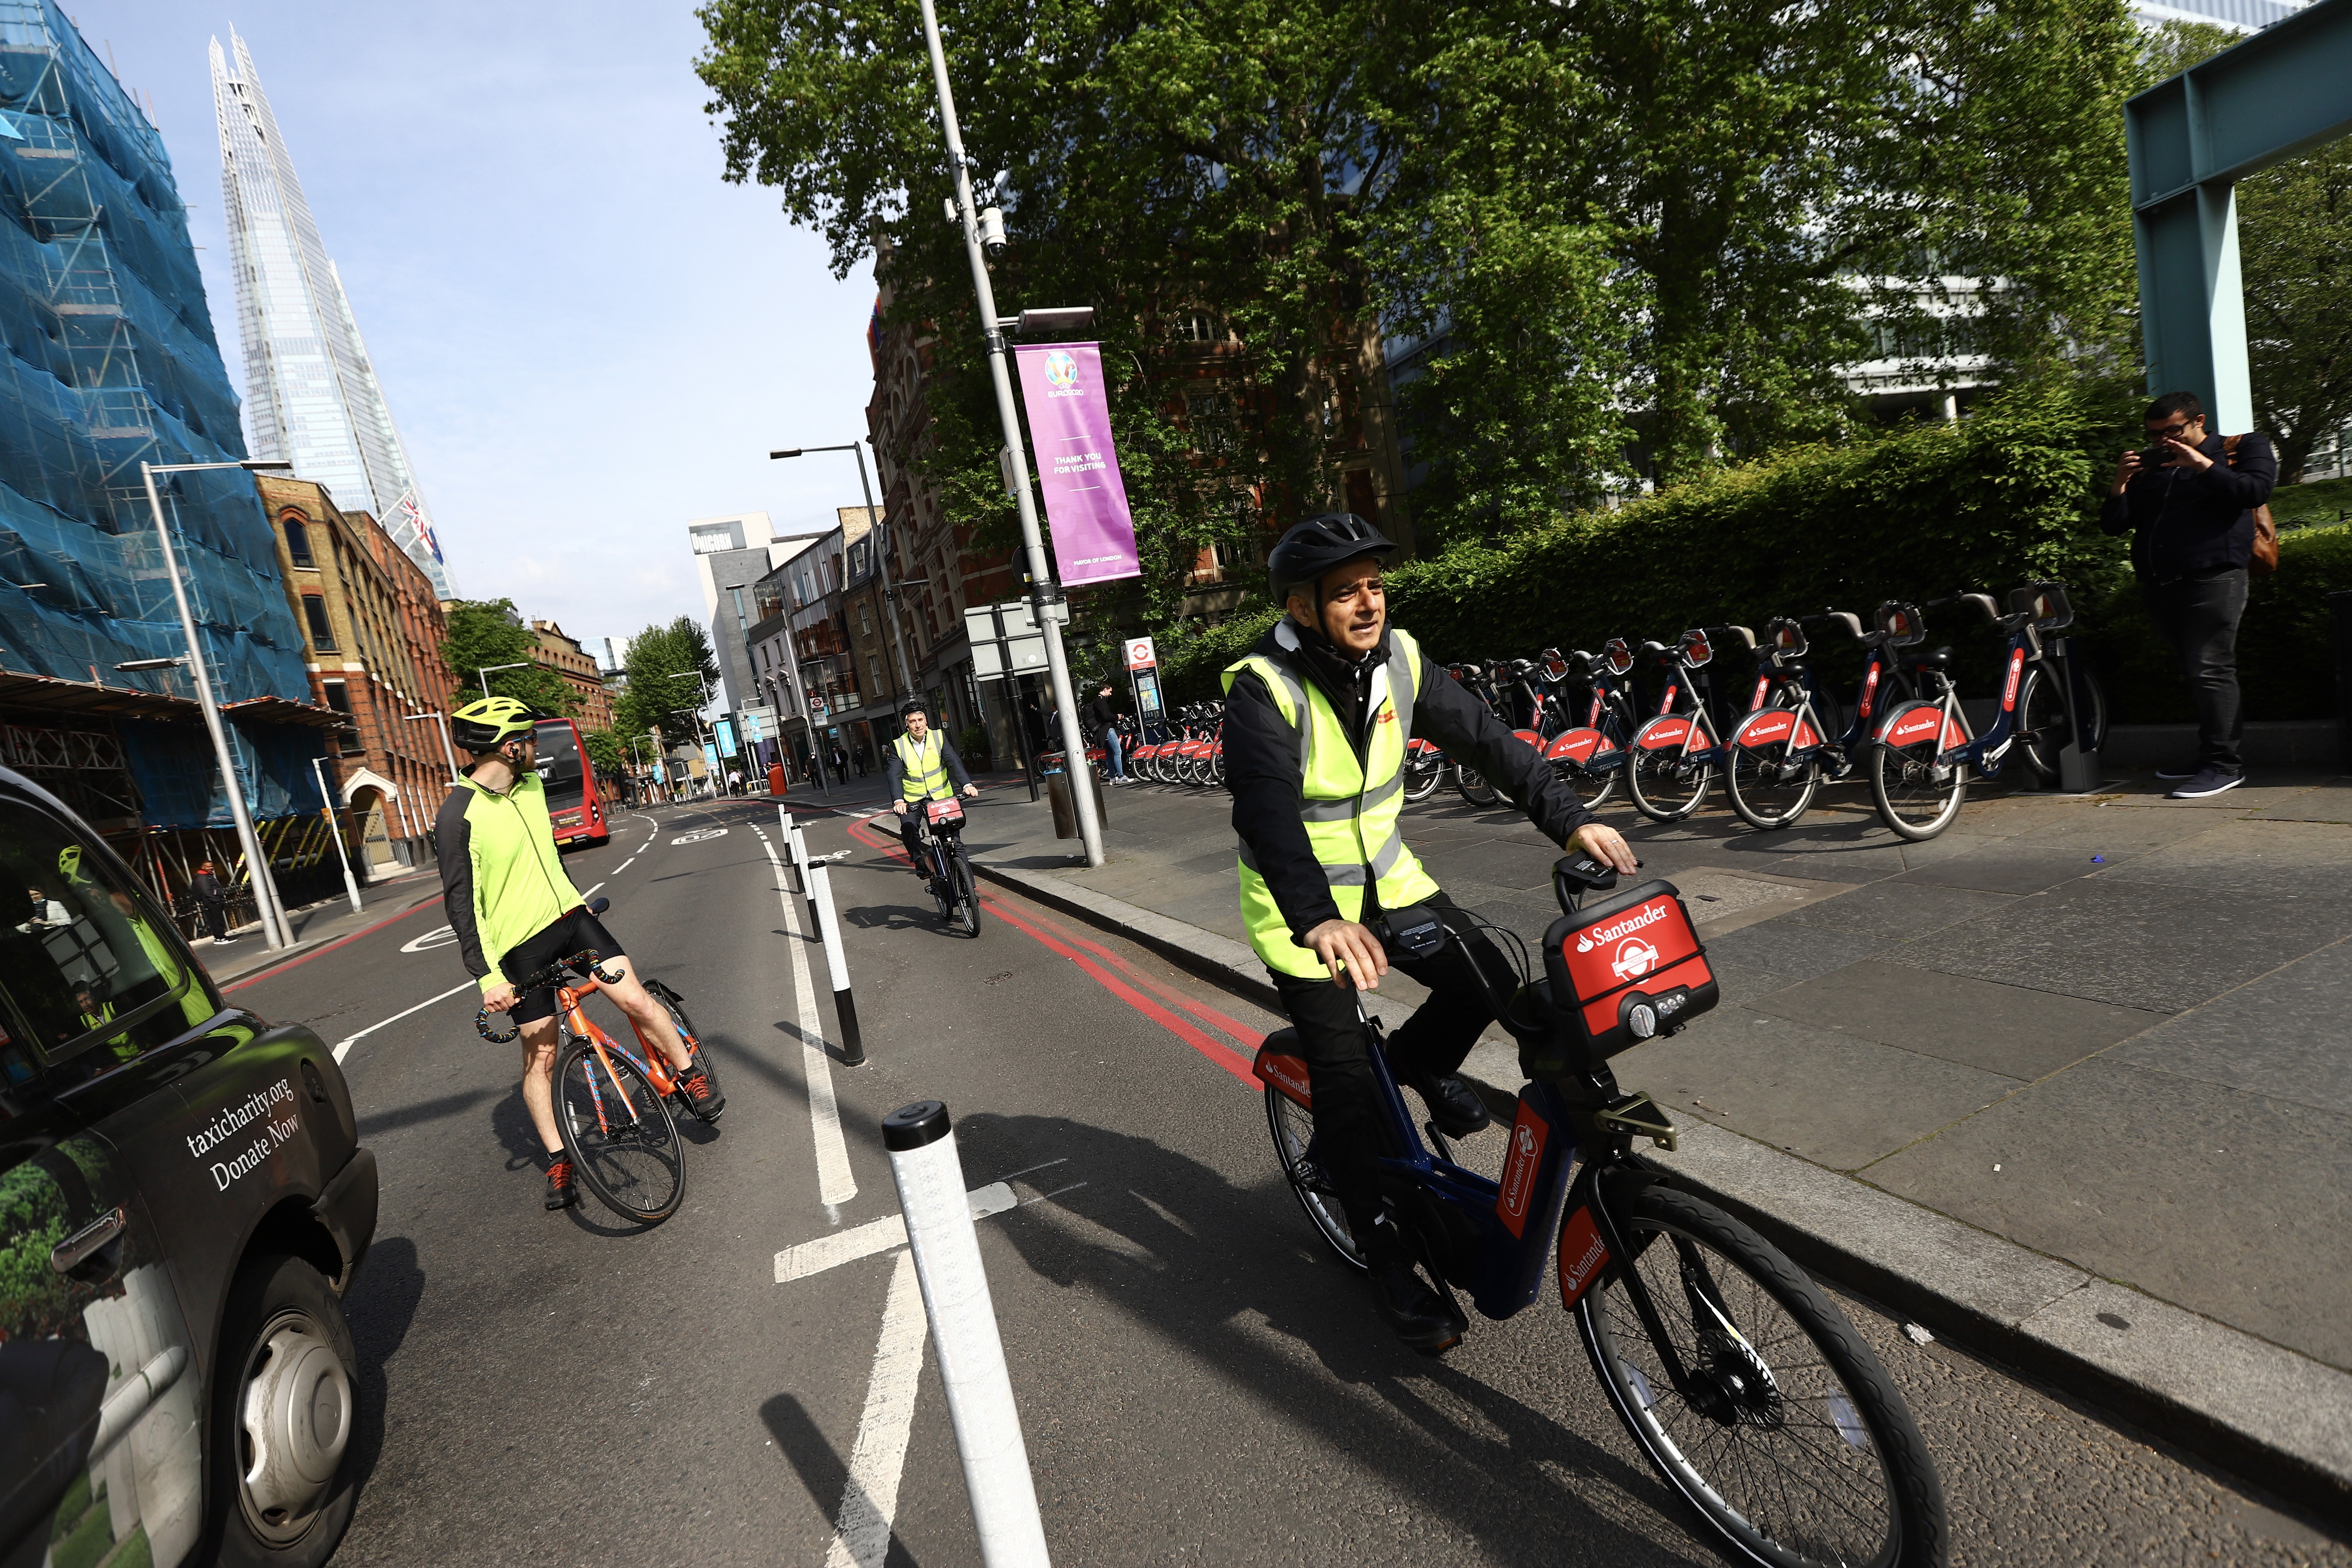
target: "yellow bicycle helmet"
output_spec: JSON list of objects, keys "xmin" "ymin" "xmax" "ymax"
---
[{"xmin": 450, "ymin": 695, "xmax": 548, "ymax": 753}]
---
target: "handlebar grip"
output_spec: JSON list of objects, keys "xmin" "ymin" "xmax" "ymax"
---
[{"xmin": 477, "ymin": 1006, "xmax": 520, "ymax": 1045}]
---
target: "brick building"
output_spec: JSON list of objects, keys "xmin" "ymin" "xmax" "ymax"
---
[
  {"xmin": 258, "ymin": 474, "xmax": 456, "ymax": 871},
  {"xmin": 530, "ymin": 619, "xmax": 613, "ymax": 732}
]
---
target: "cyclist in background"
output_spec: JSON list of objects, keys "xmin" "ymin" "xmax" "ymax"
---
[
  {"xmin": 437, "ymin": 696, "xmax": 723, "ymax": 1211},
  {"xmin": 1225, "ymin": 513, "xmax": 1638, "ymax": 1351},
  {"xmin": 888, "ymin": 696, "xmax": 979, "ymax": 890}
]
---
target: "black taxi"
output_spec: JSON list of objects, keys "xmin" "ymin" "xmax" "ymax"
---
[{"xmin": 0, "ymin": 767, "xmax": 377, "ymax": 1568}]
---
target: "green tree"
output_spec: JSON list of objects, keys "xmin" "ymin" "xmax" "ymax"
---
[
  {"xmin": 439, "ymin": 599, "xmax": 577, "ymax": 717},
  {"xmin": 613, "ymin": 617, "xmax": 721, "ymax": 749},
  {"xmin": 580, "ymin": 727, "xmax": 632, "ymax": 785}
]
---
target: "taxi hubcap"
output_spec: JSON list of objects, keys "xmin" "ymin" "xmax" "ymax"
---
[{"xmin": 240, "ymin": 1318, "xmax": 351, "ymax": 1535}]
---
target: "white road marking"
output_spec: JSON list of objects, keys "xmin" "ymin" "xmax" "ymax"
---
[
  {"xmin": 823, "ymin": 1248, "xmax": 927, "ymax": 1568},
  {"xmin": 613, "ymin": 856, "xmax": 637, "ymax": 873},
  {"xmin": 399, "ymin": 924, "xmax": 456, "ymax": 954},
  {"xmin": 671, "ymin": 827, "xmax": 728, "ymax": 845},
  {"xmin": 774, "ymin": 1183, "xmax": 1017, "ymax": 1282},
  {"xmin": 332, "ymin": 980, "xmax": 478, "ymax": 1063},
  {"xmin": 763, "ymin": 833, "xmax": 856, "ymax": 1217}
]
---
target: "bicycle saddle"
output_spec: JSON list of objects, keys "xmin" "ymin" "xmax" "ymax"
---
[{"xmin": 1900, "ymin": 645, "xmax": 1954, "ymax": 670}]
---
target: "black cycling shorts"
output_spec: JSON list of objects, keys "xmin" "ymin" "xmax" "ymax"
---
[{"xmin": 498, "ymin": 906, "xmax": 623, "ymax": 1027}]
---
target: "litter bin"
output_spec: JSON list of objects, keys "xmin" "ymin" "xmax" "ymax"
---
[{"xmin": 1044, "ymin": 759, "xmax": 1108, "ymax": 840}]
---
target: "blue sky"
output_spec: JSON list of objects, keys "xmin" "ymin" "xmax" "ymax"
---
[{"xmin": 78, "ymin": 0, "xmax": 877, "ymax": 655}]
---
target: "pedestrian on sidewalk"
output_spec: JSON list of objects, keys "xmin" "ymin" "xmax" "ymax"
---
[
  {"xmin": 190, "ymin": 860, "xmax": 234, "ymax": 944},
  {"xmin": 1225, "ymin": 512, "xmax": 1637, "ymax": 1352},
  {"xmin": 2102, "ymin": 390, "xmax": 2275, "ymax": 800},
  {"xmin": 1084, "ymin": 683, "xmax": 1128, "ymax": 783}
]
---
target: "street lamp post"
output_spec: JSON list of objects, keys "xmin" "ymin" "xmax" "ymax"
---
[
  {"xmin": 140, "ymin": 458, "xmax": 297, "ymax": 947},
  {"xmin": 476, "ymin": 662, "xmax": 529, "ymax": 697},
  {"xmin": 404, "ymin": 711, "xmax": 462, "ymax": 782},
  {"xmin": 909, "ymin": 8, "xmax": 1104, "ymax": 865},
  {"xmin": 771, "ymin": 442, "xmax": 919, "ymax": 698},
  {"xmin": 308, "ymin": 755, "xmax": 364, "ymax": 915}
]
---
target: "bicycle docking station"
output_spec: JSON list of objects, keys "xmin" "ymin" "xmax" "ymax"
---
[{"xmin": 881, "ymin": 1100, "xmax": 1052, "ymax": 1567}]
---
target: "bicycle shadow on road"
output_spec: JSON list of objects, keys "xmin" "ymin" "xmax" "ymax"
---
[{"xmin": 957, "ymin": 1110, "xmax": 1704, "ymax": 1566}]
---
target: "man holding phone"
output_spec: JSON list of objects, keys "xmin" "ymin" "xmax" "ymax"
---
[{"xmin": 2101, "ymin": 391, "xmax": 2275, "ymax": 799}]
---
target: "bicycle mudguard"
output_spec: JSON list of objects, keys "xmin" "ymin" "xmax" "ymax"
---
[
  {"xmin": 1253, "ymin": 1034, "xmax": 1313, "ymax": 1109},
  {"xmin": 1510, "ymin": 728, "xmax": 1546, "ymax": 751},
  {"xmin": 1544, "ymin": 727, "xmax": 1617, "ymax": 766},
  {"xmin": 1525, "ymin": 880, "xmax": 1719, "ymax": 1078},
  {"xmin": 1633, "ymin": 717, "xmax": 1695, "ymax": 750},
  {"xmin": 1876, "ymin": 700, "xmax": 1966, "ymax": 751},
  {"xmin": 1731, "ymin": 707, "xmax": 1824, "ymax": 750}
]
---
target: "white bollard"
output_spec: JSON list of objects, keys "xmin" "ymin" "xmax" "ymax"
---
[
  {"xmin": 882, "ymin": 1101, "xmax": 1050, "ymax": 1567},
  {"xmin": 808, "ymin": 863, "xmax": 863, "ymax": 1065},
  {"xmin": 779, "ymin": 804, "xmax": 804, "ymax": 893}
]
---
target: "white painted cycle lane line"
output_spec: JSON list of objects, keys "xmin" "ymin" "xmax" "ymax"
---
[{"xmin": 760, "ymin": 828, "xmax": 857, "ymax": 1218}]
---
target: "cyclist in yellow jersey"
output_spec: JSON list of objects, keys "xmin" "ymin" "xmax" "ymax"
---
[{"xmin": 887, "ymin": 697, "xmax": 978, "ymax": 890}]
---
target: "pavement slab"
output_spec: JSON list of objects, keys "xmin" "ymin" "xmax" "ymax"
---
[
  {"xmin": 2106, "ymin": 938, "xmax": 2352, "ymax": 1117},
  {"xmin": 1749, "ymin": 962, "xmax": 2168, "ymax": 1081}
]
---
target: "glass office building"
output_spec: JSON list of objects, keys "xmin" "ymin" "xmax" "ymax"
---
[{"xmin": 211, "ymin": 29, "xmax": 449, "ymax": 596}]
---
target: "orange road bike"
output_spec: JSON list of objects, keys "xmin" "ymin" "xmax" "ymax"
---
[{"xmin": 478, "ymin": 947, "xmax": 709, "ymax": 1224}]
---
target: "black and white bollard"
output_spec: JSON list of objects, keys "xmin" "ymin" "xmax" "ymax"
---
[
  {"xmin": 779, "ymin": 804, "xmax": 805, "ymax": 893},
  {"xmin": 808, "ymin": 862, "xmax": 865, "ymax": 1066},
  {"xmin": 882, "ymin": 1101, "xmax": 1051, "ymax": 1568}
]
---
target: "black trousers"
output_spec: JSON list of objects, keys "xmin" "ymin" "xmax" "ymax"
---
[
  {"xmin": 196, "ymin": 901, "xmax": 227, "ymax": 941},
  {"xmin": 1270, "ymin": 894, "xmax": 1510, "ymax": 1234},
  {"xmin": 2142, "ymin": 567, "xmax": 2248, "ymax": 775}
]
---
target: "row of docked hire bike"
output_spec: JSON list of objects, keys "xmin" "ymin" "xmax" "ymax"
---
[{"xmin": 1101, "ymin": 580, "xmax": 2108, "ymax": 843}]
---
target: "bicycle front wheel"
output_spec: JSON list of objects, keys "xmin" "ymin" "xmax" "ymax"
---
[
  {"xmin": 2014, "ymin": 665, "xmax": 2110, "ymax": 785},
  {"xmin": 1626, "ymin": 721, "xmax": 1712, "ymax": 821},
  {"xmin": 1578, "ymin": 1185, "xmax": 1947, "ymax": 1568},
  {"xmin": 952, "ymin": 845, "xmax": 983, "ymax": 936},
  {"xmin": 556, "ymin": 1037, "xmax": 684, "ymax": 1224},
  {"xmin": 1455, "ymin": 766, "xmax": 1501, "ymax": 808},
  {"xmin": 1726, "ymin": 713, "xmax": 1819, "ymax": 832},
  {"xmin": 1402, "ymin": 751, "xmax": 1445, "ymax": 804},
  {"xmin": 1264, "ymin": 1086, "xmax": 1364, "ymax": 1269},
  {"xmin": 1869, "ymin": 701, "xmax": 1966, "ymax": 841}
]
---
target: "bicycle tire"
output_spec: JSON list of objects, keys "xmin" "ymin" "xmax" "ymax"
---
[
  {"xmin": 952, "ymin": 844, "xmax": 983, "ymax": 936},
  {"xmin": 1869, "ymin": 701, "xmax": 1966, "ymax": 841},
  {"xmin": 2014, "ymin": 666, "xmax": 2110, "ymax": 785},
  {"xmin": 1556, "ymin": 757, "xmax": 1620, "ymax": 812},
  {"xmin": 1578, "ymin": 1184, "xmax": 1948, "ymax": 1568},
  {"xmin": 1264, "ymin": 1086, "xmax": 1364, "ymax": 1269},
  {"xmin": 1626, "ymin": 719, "xmax": 1712, "ymax": 821},
  {"xmin": 1402, "ymin": 752, "xmax": 1446, "ymax": 804},
  {"xmin": 1455, "ymin": 766, "xmax": 1501, "ymax": 809},
  {"xmin": 1725, "ymin": 712, "xmax": 1819, "ymax": 831},
  {"xmin": 555, "ymin": 1035, "xmax": 684, "ymax": 1224}
]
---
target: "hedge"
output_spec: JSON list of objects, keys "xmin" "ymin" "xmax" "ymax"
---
[{"xmin": 1159, "ymin": 385, "xmax": 2350, "ymax": 725}]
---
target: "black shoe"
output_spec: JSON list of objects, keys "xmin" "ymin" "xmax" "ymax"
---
[
  {"xmin": 2153, "ymin": 763, "xmax": 2199, "ymax": 781},
  {"xmin": 1403, "ymin": 1066, "xmax": 1491, "ymax": 1138},
  {"xmin": 1364, "ymin": 1227, "xmax": 1465, "ymax": 1355},
  {"xmin": 674, "ymin": 1054, "xmax": 725, "ymax": 1121},
  {"xmin": 545, "ymin": 1155, "xmax": 580, "ymax": 1210},
  {"xmin": 2167, "ymin": 768, "xmax": 2243, "ymax": 800}
]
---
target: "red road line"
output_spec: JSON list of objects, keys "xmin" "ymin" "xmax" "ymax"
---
[
  {"xmin": 844, "ymin": 814, "xmax": 1260, "ymax": 1084},
  {"xmin": 219, "ymin": 894, "xmax": 446, "ymax": 993},
  {"xmin": 989, "ymin": 898, "xmax": 1266, "ymax": 1052}
]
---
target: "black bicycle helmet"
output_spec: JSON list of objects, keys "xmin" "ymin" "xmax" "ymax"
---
[
  {"xmin": 451, "ymin": 695, "xmax": 548, "ymax": 753},
  {"xmin": 899, "ymin": 695, "xmax": 928, "ymax": 719},
  {"xmin": 1267, "ymin": 512, "xmax": 1398, "ymax": 605}
]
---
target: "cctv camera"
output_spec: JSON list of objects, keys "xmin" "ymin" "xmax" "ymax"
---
[{"xmin": 979, "ymin": 205, "xmax": 1008, "ymax": 259}]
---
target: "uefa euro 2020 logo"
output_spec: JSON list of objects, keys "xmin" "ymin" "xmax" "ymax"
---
[{"xmin": 1043, "ymin": 350, "xmax": 1080, "ymax": 390}]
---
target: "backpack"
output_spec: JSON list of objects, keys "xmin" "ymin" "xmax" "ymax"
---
[{"xmin": 2222, "ymin": 435, "xmax": 2278, "ymax": 574}]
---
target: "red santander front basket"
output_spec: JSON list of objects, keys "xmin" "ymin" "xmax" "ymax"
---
[{"xmin": 1527, "ymin": 879, "xmax": 1718, "ymax": 1078}]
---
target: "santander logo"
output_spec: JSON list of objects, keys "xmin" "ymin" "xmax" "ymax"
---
[
  {"xmin": 2002, "ymin": 648, "xmax": 2025, "ymax": 710},
  {"xmin": 1575, "ymin": 900, "xmax": 1669, "ymax": 953},
  {"xmin": 1612, "ymin": 937, "xmax": 1660, "ymax": 979}
]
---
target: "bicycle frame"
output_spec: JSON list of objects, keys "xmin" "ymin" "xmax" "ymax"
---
[
  {"xmin": 1632, "ymin": 632, "xmax": 1732, "ymax": 770},
  {"xmin": 1892, "ymin": 596, "xmax": 2043, "ymax": 779},
  {"xmin": 1542, "ymin": 643, "xmax": 1639, "ymax": 776},
  {"xmin": 554, "ymin": 973, "xmax": 682, "ymax": 1138},
  {"xmin": 1732, "ymin": 612, "xmax": 1902, "ymax": 780}
]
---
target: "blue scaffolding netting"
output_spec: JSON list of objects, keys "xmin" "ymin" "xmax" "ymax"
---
[{"xmin": 0, "ymin": 0, "xmax": 321, "ymax": 827}]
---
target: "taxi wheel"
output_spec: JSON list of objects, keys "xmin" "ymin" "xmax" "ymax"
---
[{"xmin": 205, "ymin": 1253, "xmax": 361, "ymax": 1566}]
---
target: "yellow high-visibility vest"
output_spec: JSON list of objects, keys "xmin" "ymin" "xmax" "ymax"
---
[
  {"xmin": 893, "ymin": 731, "xmax": 952, "ymax": 802},
  {"xmin": 1222, "ymin": 623, "xmax": 1441, "ymax": 978}
]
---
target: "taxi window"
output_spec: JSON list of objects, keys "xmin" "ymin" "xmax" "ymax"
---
[{"xmin": 0, "ymin": 801, "xmax": 208, "ymax": 1067}]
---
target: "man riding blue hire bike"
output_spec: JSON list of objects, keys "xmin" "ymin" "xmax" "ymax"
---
[
  {"xmin": 1226, "ymin": 513, "xmax": 1638, "ymax": 1351},
  {"xmin": 889, "ymin": 696, "xmax": 980, "ymax": 890},
  {"xmin": 436, "ymin": 696, "xmax": 722, "ymax": 1211}
]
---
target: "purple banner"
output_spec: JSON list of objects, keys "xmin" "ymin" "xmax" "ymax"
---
[{"xmin": 1013, "ymin": 341, "xmax": 1140, "ymax": 585}]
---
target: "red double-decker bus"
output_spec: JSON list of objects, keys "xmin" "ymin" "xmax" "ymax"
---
[{"xmin": 533, "ymin": 717, "xmax": 609, "ymax": 848}]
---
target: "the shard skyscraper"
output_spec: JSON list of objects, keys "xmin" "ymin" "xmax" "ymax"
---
[{"xmin": 210, "ymin": 30, "xmax": 450, "ymax": 595}]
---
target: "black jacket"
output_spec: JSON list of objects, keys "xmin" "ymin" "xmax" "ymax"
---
[
  {"xmin": 1226, "ymin": 617, "xmax": 1595, "ymax": 944},
  {"xmin": 190, "ymin": 871, "xmax": 223, "ymax": 906},
  {"xmin": 2100, "ymin": 433, "xmax": 2275, "ymax": 581}
]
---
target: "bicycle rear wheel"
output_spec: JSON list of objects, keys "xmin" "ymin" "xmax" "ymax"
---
[
  {"xmin": 1455, "ymin": 766, "xmax": 1501, "ymax": 808},
  {"xmin": 1869, "ymin": 701, "xmax": 1966, "ymax": 841},
  {"xmin": 555, "ymin": 1036, "xmax": 684, "ymax": 1224},
  {"xmin": 1578, "ymin": 1185, "xmax": 1947, "ymax": 1568},
  {"xmin": 1264, "ymin": 1087, "xmax": 1364, "ymax": 1269},
  {"xmin": 2014, "ymin": 665, "xmax": 2110, "ymax": 784},
  {"xmin": 1402, "ymin": 750, "xmax": 1446, "ymax": 804}
]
